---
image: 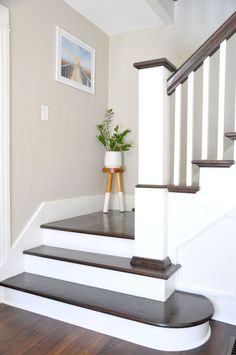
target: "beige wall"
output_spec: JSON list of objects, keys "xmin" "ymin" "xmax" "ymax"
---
[
  {"xmin": 108, "ymin": 0, "xmax": 236, "ymax": 193},
  {"xmin": 0, "ymin": 0, "xmax": 109, "ymax": 242}
]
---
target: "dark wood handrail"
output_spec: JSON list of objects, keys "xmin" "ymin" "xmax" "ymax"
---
[
  {"xmin": 167, "ymin": 11, "xmax": 236, "ymax": 95},
  {"xmin": 133, "ymin": 58, "xmax": 176, "ymax": 72}
]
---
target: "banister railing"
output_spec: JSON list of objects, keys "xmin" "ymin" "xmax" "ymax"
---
[{"xmin": 167, "ymin": 11, "xmax": 236, "ymax": 95}]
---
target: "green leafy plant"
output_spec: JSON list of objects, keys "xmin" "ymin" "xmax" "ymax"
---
[{"xmin": 96, "ymin": 109, "xmax": 132, "ymax": 151}]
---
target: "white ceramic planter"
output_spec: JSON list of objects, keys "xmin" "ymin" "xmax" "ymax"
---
[{"xmin": 105, "ymin": 151, "xmax": 122, "ymax": 168}]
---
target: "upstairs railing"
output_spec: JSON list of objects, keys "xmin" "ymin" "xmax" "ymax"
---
[
  {"xmin": 134, "ymin": 11, "xmax": 236, "ymax": 191},
  {"xmin": 167, "ymin": 11, "xmax": 236, "ymax": 187}
]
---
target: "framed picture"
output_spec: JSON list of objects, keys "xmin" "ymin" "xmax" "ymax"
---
[{"xmin": 56, "ymin": 26, "xmax": 95, "ymax": 94}]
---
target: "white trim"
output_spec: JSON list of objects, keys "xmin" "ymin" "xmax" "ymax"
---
[
  {"xmin": 0, "ymin": 4, "xmax": 10, "ymax": 264},
  {"xmin": 217, "ymin": 40, "xmax": 227, "ymax": 160},
  {"xmin": 186, "ymin": 72, "xmax": 194, "ymax": 186},
  {"xmin": 173, "ymin": 84, "xmax": 182, "ymax": 185},
  {"xmin": 201, "ymin": 57, "xmax": 210, "ymax": 159},
  {"xmin": 25, "ymin": 255, "xmax": 173, "ymax": 301}
]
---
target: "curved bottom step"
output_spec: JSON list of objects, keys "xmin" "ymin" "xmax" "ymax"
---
[
  {"xmin": 0, "ymin": 273, "xmax": 214, "ymax": 351},
  {"xmin": 2, "ymin": 288, "xmax": 211, "ymax": 352}
]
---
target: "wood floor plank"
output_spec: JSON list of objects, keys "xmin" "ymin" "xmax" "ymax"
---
[
  {"xmin": 0, "ymin": 304, "xmax": 235, "ymax": 354},
  {"xmin": 41, "ymin": 211, "xmax": 134, "ymax": 240}
]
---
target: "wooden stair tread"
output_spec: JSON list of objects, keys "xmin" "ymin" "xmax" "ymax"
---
[
  {"xmin": 41, "ymin": 211, "xmax": 134, "ymax": 240},
  {"xmin": 192, "ymin": 160, "xmax": 235, "ymax": 168},
  {"xmin": 0, "ymin": 273, "xmax": 214, "ymax": 328},
  {"xmin": 23, "ymin": 246, "xmax": 180, "ymax": 280},
  {"xmin": 225, "ymin": 132, "xmax": 236, "ymax": 141},
  {"xmin": 168, "ymin": 185, "xmax": 200, "ymax": 193}
]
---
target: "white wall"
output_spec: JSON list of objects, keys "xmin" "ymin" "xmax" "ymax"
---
[
  {"xmin": 108, "ymin": 0, "xmax": 236, "ymax": 193},
  {"xmin": 177, "ymin": 209, "xmax": 236, "ymax": 325},
  {"xmin": 0, "ymin": 0, "xmax": 109, "ymax": 242}
]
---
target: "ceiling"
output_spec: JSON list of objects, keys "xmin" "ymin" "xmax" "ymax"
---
[{"xmin": 64, "ymin": 0, "xmax": 176, "ymax": 36}]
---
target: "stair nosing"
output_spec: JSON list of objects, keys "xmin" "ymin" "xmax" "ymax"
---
[
  {"xmin": 225, "ymin": 132, "xmax": 236, "ymax": 141},
  {"xmin": 23, "ymin": 246, "xmax": 180, "ymax": 280},
  {"xmin": 192, "ymin": 159, "xmax": 235, "ymax": 168},
  {"xmin": 0, "ymin": 272, "xmax": 214, "ymax": 329},
  {"xmin": 168, "ymin": 185, "xmax": 200, "ymax": 194}
]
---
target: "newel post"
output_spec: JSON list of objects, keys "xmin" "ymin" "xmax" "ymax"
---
[{"xmin": 133, "ymin": 59, "xmax": 176, "ymax": 262}]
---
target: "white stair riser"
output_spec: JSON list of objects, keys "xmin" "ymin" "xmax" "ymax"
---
[
  {"xmin": 43, "ymin": 229, "xmax": 134, "ymax": 257},
  {"xmin": 2, "ymin": 288, "xmax": 211, "ymax": 352},
  {"xmin": 25, "ymin": 255, "xmax": 175, "ymax": 301}
]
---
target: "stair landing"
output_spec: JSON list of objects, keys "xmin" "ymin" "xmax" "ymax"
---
[{"xmin": 41, "ymin": 211, "xmax": 134, "ymax": 240}]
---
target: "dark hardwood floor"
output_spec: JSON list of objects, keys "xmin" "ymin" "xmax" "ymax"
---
[
  {"xmin": 0, "ymin": 304, "xmax": 235, "ymax": 355},
  {"xmin": 41, "ymin": 211, "xmax": 134, "ymax": 239}
]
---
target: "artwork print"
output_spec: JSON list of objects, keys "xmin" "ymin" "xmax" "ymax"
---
[{"xmin": 56, "ymin": 27, "xmax": 95, "ymax": 94}]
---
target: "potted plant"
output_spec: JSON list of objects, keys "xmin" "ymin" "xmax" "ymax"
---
[{"xmin": 96, "ymin": 109, "xmax": 132, "ymax": 168}]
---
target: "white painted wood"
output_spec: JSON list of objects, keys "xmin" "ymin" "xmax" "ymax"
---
[
  {"xmin": 192, "ymin": 66, "xmax": 203, "ymax": 184},
  {"xmin": 138, "ymin": 66, "xmax": 171, "ymax": 185},
  {"xmin": 25, "ymin": 255, "xmax": 175, "ymax": 301},
  {"xmin": 169, "ymin": 93, "xmax": 176, "ymax": 183},
  {"xmin": 103, "ymin": 192, "xmax": 111, "ymax": 213},
  {"xmin": 177, "ymin": 212, "xmax": 236, "ymax": 326},
  {"xmin": 168, "ymin": 164, "xmax": 236, "ymax": 263},
  {"xmin": 179, "ymin": 81, "xmax": 188, "ymax": 185},
  {"xmin": 0, "ymin": 195, "xmax": 112, "ymax": 279},
  {"xmin": 224, "ymin": 34, "xmax": 236, "ymax": 160},
  {"xmin": 173, "ymin": 85, "xmax": 182, "ymax": 185},
  {"xmin": 201, "ymin": 57, "xmax": 210, "ymax": 159},
  {"xmin": 135, "ymin": 187, "xmax": 168, "ymax": 260},
  {"xmin": 217, "ymin": 40, "xmax": 227, "ymax": 160},
  {"xmin": 186, "ymin": 73, "xmax": 194, "ymax": 186},
  {"xmin": 208, "ymin": 50, "xmax": 220, "ymax": 159},
  {"xmin": 193, "ymin": 66, "xmax": 203, "ymax": 159},
  {"xmin": 43, "ymin": 229, "xmax": 134, "ymax": 257},
  {"xmin": 0, "ymin": 4, "xmax": 10, "ymax": 264},
  {"xmin": 177, "ymin": 215, "xmax": 236, "ymax": 300},
  {"xmin": 0, "ymin": 204, "xmax": 44, "ymax": 282},
  {"xmin": 2, "ymin": 288, "xmax": 211, "ymax": 351}
]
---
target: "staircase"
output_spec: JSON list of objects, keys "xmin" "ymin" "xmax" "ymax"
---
[
  {"xmin": 0, "ymin": 212, "xmax": 213, "ymax": 352},
  {"xmin": 0, "ymin": 11, "xmax": 236, "ymax": 352}
]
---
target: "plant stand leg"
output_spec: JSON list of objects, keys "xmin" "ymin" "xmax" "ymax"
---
[
  {"xmin": 117, "ymin": 172, "xmax": 125, "ymax": 212},
  {"xmin": 103, "ymin": 173, "xmax": 113, "ymax": 213}
]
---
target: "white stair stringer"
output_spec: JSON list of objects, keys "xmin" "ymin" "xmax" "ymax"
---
[
  {"xmin": 43, "ymin": 229, "xmax": 134, "ymax": 258},
  {"xmin": 24, "ymin": 255, "xmax": 175, "ymax": 301},
  {"xmin": 168, "ymin": 164, "xmax": 236, "ymax": 262},
  {"xmin": 1, "ymin": 288, "xmax": 211, "ymax": 352}
]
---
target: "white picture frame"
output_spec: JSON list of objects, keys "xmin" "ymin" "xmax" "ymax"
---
[{"xmin": 56, "ymin": 26, "xmax": 95, "ymax": 94}]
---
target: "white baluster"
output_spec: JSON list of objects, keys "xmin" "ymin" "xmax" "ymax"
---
[
  {"xmin": 201, "ymin": 57, "xmax": 210, "ymax": 159},
  {"xmin": 186, "ymin": 72, "xmax": 194, "ymax": 186},
  {"xmin": 173, "ymin": 84, "xmax": 182, "ymax": 185},
  {"xmin": 217, "ymin": 40, "xmax": 227, "ymax": 160}
]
